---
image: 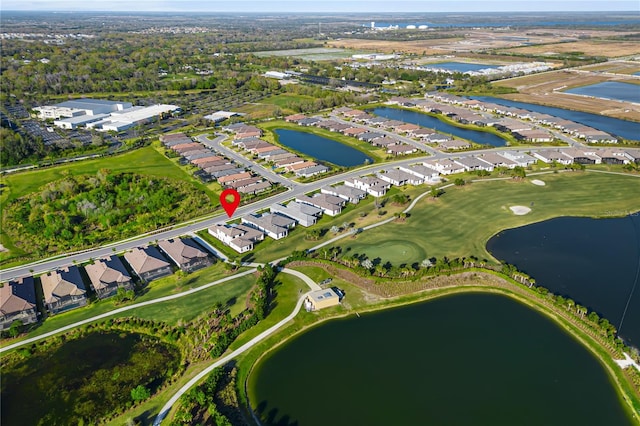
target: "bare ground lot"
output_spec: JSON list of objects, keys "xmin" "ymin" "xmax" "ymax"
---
[
  {"xmin": 579, "ymin": 61, "xmax": 640, "ymax": 75},
  {"xmin": 327, "ymin": 38, "xmax": 460, "ymax": 55},
  {"xmin": 495, "ymin": 70, "xmax": 640, "ymax": 121},
  {"xmin": 499, "ymin": 40, "xmax": 640, "ymax": 58}
]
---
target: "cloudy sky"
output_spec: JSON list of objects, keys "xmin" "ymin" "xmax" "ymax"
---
[{"xmin": 3, "ymin": 0, "xmax": 639, "ymax": 12}]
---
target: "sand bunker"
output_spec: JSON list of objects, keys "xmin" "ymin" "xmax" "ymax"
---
[
  {"xmin": 510, "ymin": 206, "xmax": 532, "ymax": 215},
  {"xmin": 531, "ymin": 179, "xmax": 546, "ymax": 186}
]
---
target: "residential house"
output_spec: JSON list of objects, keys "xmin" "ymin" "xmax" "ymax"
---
[
  {"xmin": 561, "ymin": 148, "xmax": 602, "ymax": 164},
  {"xmin": 0, "ymin": 276, "xmax": 38, "ymax": 330},
  {"xmin": 398, "ymin": 164, "xmax": 440, "ymax": 181},
  {"xmin": 276, "ymin": 156, "xmax": 305, "ymax": 168},
  {"xmin": 287, "ymin": 161, "xmax": 317, "ymax": 172},
  {"xmin": 438, "ymin": 139, "xmax": 471, "ymax": 150},
  {"xmin": 321, "ymin": 185, "xmax": 367, "ymax": 204},
  {"xmin": 513, "ymin": 129, "xmax": 554, "ymax": 142},
  {"xmin": 453, "ymin": 156, "xmax": 494, "ymax": 172},
  {"xmin": 228, "ymin": 177, "xmax": 262, "ymax": 190},
  {"xmin": 271, "ymin": 201, "xmax": 323, "ymax": 227},
  {"xmin": 531, "ymin": 150, "xmax": 573, "ymax": 165},
  {"xmin": 284, "ymin": 113, "xmax": 307, "ymax": 122},
  {"xmin": 342, "ymin": 127, "xmax": 367, "ymax": 137},
  {"xmin": 359, "ymin": 132, "xmax": 384, "ymax": 142},
  {"xmin": 85, "ymin": 256, "xmax": 133, "ymax": 299},
  {"xmin": 210, "ymin": 224, "xmax": 264, "ymax": 253},
  {"xmin": 378, "ymin": 169, "xmax": 423, "ymax": 186},
  {"xmin": 345, "ymin": 176, "xmax": 390, "ymax": 197},
  {"xmin": 296, "ymin": 194, "xmax": 343, "ymax": 216},
  {"xmin": 499, "ymin": 151, "xmax": 537, "ymax": 167},
  {"xmin": 218, "ymin": 172, "xmax": 252, "ymax": 185},
  {"xmin": 158, "ymin": 238, "xmax": 213, "ymax": 272},
  {"xmin": 477, "ymin": 153, "xmax": 518, "ymax": 169},
  {"xmin": 242, "ymin": 213, "xmax": 296, "ymax": 240},
  {"xmin": 124, "ymin": 246, "xmax": 173, "ymax": 282},
  {"xmin": 296, "ymin": 165, "xmax": 330, "ymax": 177},
  {"xmin": 598, "ymin": 149, "xmax": 632, "ymax": 165},
  {"xmin": 40, "ymin": 266, "xmax": 87, "ymax": 314},
  {"xmin": 423, "ymin": 159, "xmax": 466, "ymax": 175},
  {"xmin": 237, "ymin": 181, "xmax": 272, "ymax": 195},
  {"xmin": 387, "ymin": 144, "xmax": 417, "ymax": 156}
]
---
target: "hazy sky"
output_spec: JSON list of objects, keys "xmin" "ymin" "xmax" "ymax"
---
[{"xmin": 3, "ymin": 0, "xmax": 639, "ymax": 12}]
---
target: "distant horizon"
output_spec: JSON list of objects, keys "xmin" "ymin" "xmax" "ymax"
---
[{"xmin": 2, "ymin": 1, "xmax": 639, "ymax": 13}]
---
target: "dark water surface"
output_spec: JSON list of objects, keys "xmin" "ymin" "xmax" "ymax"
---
[
  {"xmin": 565, "ymin": 82, "xmax": 640, "ymax": 104},
  {"xmin": 370, "ymin": 107, "xmax": 508, "ymax": 146},
  {"xmin": 487, "ymin": 215, "xmax": 640, "ymax": 346},
  {"xmin": 274, "ymin": 129, "xmax": 372, "ymax": 167},
  {"xmin": 250, "ymin": 293, "xmax": 632, "ymax": 426}
]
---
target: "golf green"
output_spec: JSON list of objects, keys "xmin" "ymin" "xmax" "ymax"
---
[{"xmin": 347, "ymin": 239, "xmax": 426, "ymax": 265}]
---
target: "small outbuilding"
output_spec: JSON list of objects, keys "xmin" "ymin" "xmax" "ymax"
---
[{"xmin": 305, "ymin": 288, "xmax": 341, "ymax": 311}]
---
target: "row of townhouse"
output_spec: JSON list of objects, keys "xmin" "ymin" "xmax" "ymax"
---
[
  {"xmin": 286, "ymin": 113, "xmax": 419, "ymax": 156},
  {"xmin": 532, "ymin": 148, "xmax": 640, "ymax": 165},
  {"xmin": 424, "ymin": 151, "xmax": 537, "ymax": 175},
  {"xmin": 1, "ymin": 238, "xmax": 214, "ymax": 327},
  {"xmin": 210, "ymin": 185, "xmax": 367, "ymax": 253},
  {"xmin": 232, "ymin": 132, "xmax": 329, "ymax": 178},
  {"xmin": 162, "ymin": 132, "xmax": 273, "ymax": 194},
  {"xmin": 424, "ymin": 92, "xmax": 617, "ymax": 143}
]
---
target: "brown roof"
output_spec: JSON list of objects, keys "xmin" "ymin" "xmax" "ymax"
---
[
  {"xmin": 254, "ymin": 145, "xmax": 280, "ymax": 154},
  {"xmin": 288, "ymin": 161, "xmax": 317, "ymax": 171},
  {"xmin": 0, "ymin": 276, "xmax": 36, "ymax": 316},
  {"xmin": 343, "ymin": 127, "xmax": 367, "ymax": 135},
  {"xmin": 218, "ymin": 172, "xmax": 252, "ymax": 184},
  {"xmin": 172, "ymin": 142, "xmax": 201, "ymax": 152},
  {"xmin": 158, "ymin": 238, "xmax": 208, "ymax": 266},
  {"xmin": 85, "ymin": 256, "xmax": 131, "ymax": 291},
  {"xmin": 191, "ymin": 155, "xmax": 223, "ymax": 165},
  {"xmin": 124, "ymin": 246, "xmax": 171, "ymax": 274},
  {"xmin": 40, "ymin": 266, "xmax": 86, "ymax": 304}
]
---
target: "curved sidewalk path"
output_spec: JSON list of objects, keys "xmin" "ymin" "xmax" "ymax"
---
[
  {"xmin": 0, "ymin": 268, "xmax": 257, "ymax": 354},
  {"xmin": 153, "ymin": 288, "xmax": 311, "ymax": 426}
]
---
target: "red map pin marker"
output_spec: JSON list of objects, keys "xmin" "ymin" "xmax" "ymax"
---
[{"xmin": 220, "ymin": 188, "xmax": 241, "ymax": 218}]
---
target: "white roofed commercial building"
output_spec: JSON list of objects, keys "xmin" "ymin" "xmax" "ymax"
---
[{"xmin": 34, "ymin": 98, "xmax": 132, "ymax": 119}]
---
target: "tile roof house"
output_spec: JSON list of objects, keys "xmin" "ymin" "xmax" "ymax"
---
[
  {"xmin": 124, "ymin": 246, "xmax": 173, "ymax": 282},
  {"xmin": 40, "ymin": 266, "xmax": 87, "ymax": 314},
  {"xmin": 295, "ymin": 194, "xmax": 343, "ymax": 216},
  {"xmin": 344, "ymin": 177, "xmax": 390, "ymax": 197},
  {"xmin": 271, "ymin": 201, "xmax": 323, "ymax": 227},
  {"xmin": 0, "ymin": 276, "xmax": 38, "ymax": 330},
  {"xmin": 378, "ymin": 169, "xmax": 423, "ymax": 186},
  {"xmin": 242, "ymin": 213, "xmax": 296, "ymax": 240},
  {"xmin": 85, "ymin": 256, "xmax": 133, "ymax": 299},
  {"xmin": 321, "ymin": 184, "xmax": 367, "ymax": 204},
  {"xmin": 158, "ymin": 238, "xmax": 213, "ymax": 272},
  {"xmin": 210, "ymin": 224, "xmax": 265, "ymax": 253}
]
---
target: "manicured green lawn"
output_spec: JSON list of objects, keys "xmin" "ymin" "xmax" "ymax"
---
[
  {"xmin": 113, "ymin": 274, "xmax": 257, "ymax": 324},
  {"xmin": 339, "ymin": 171, "xmax": 640, "ymax": 265}
]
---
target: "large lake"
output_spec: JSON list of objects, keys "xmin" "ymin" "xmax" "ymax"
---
[
  {"xmin": 473, "ymin": 96, "xmax": 640, "ymax": 140},
  {"xmin": 487, "ymin": 215, "xmax": 640, "ymax": 346},
  {"xmin": 250, "ymin": 293, "xmax": 633, "ymax": 426},
  {"xmin": 274, "ymin": 129, "xmax": 373, "ymax": 167},
  {"xmin": 423, "ymin": 61, "xmax": 498, "ymax": 73},
  {"xmin": 370, "ymin": 107, "xmax": 508, "ymax": 146},
  {"xmin": 565, "ymin": 82, "xmax": 640, "ymax": 104}
]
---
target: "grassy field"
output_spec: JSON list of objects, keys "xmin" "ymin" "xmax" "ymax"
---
[
  {"xmin": 338, "ymin": 171, "xmax": 640, "ymax": 266},
  {"xmin": 0, "ymin": 145, "xmax": 214, "ymax": 204},
  {"xmin": 0, "ymin": 145, "xmax": 220, "ymax": 264},
  {"xmin": 327, "ymin": 38, "xmax": 464, "ymax": 55},
  {"xmin": 499, "ymin": 40, "xmax": 640, "ymax": 58},
  {"xmin": 2, "ymin": 263, "xmax": 245, "ymax": 343}
]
